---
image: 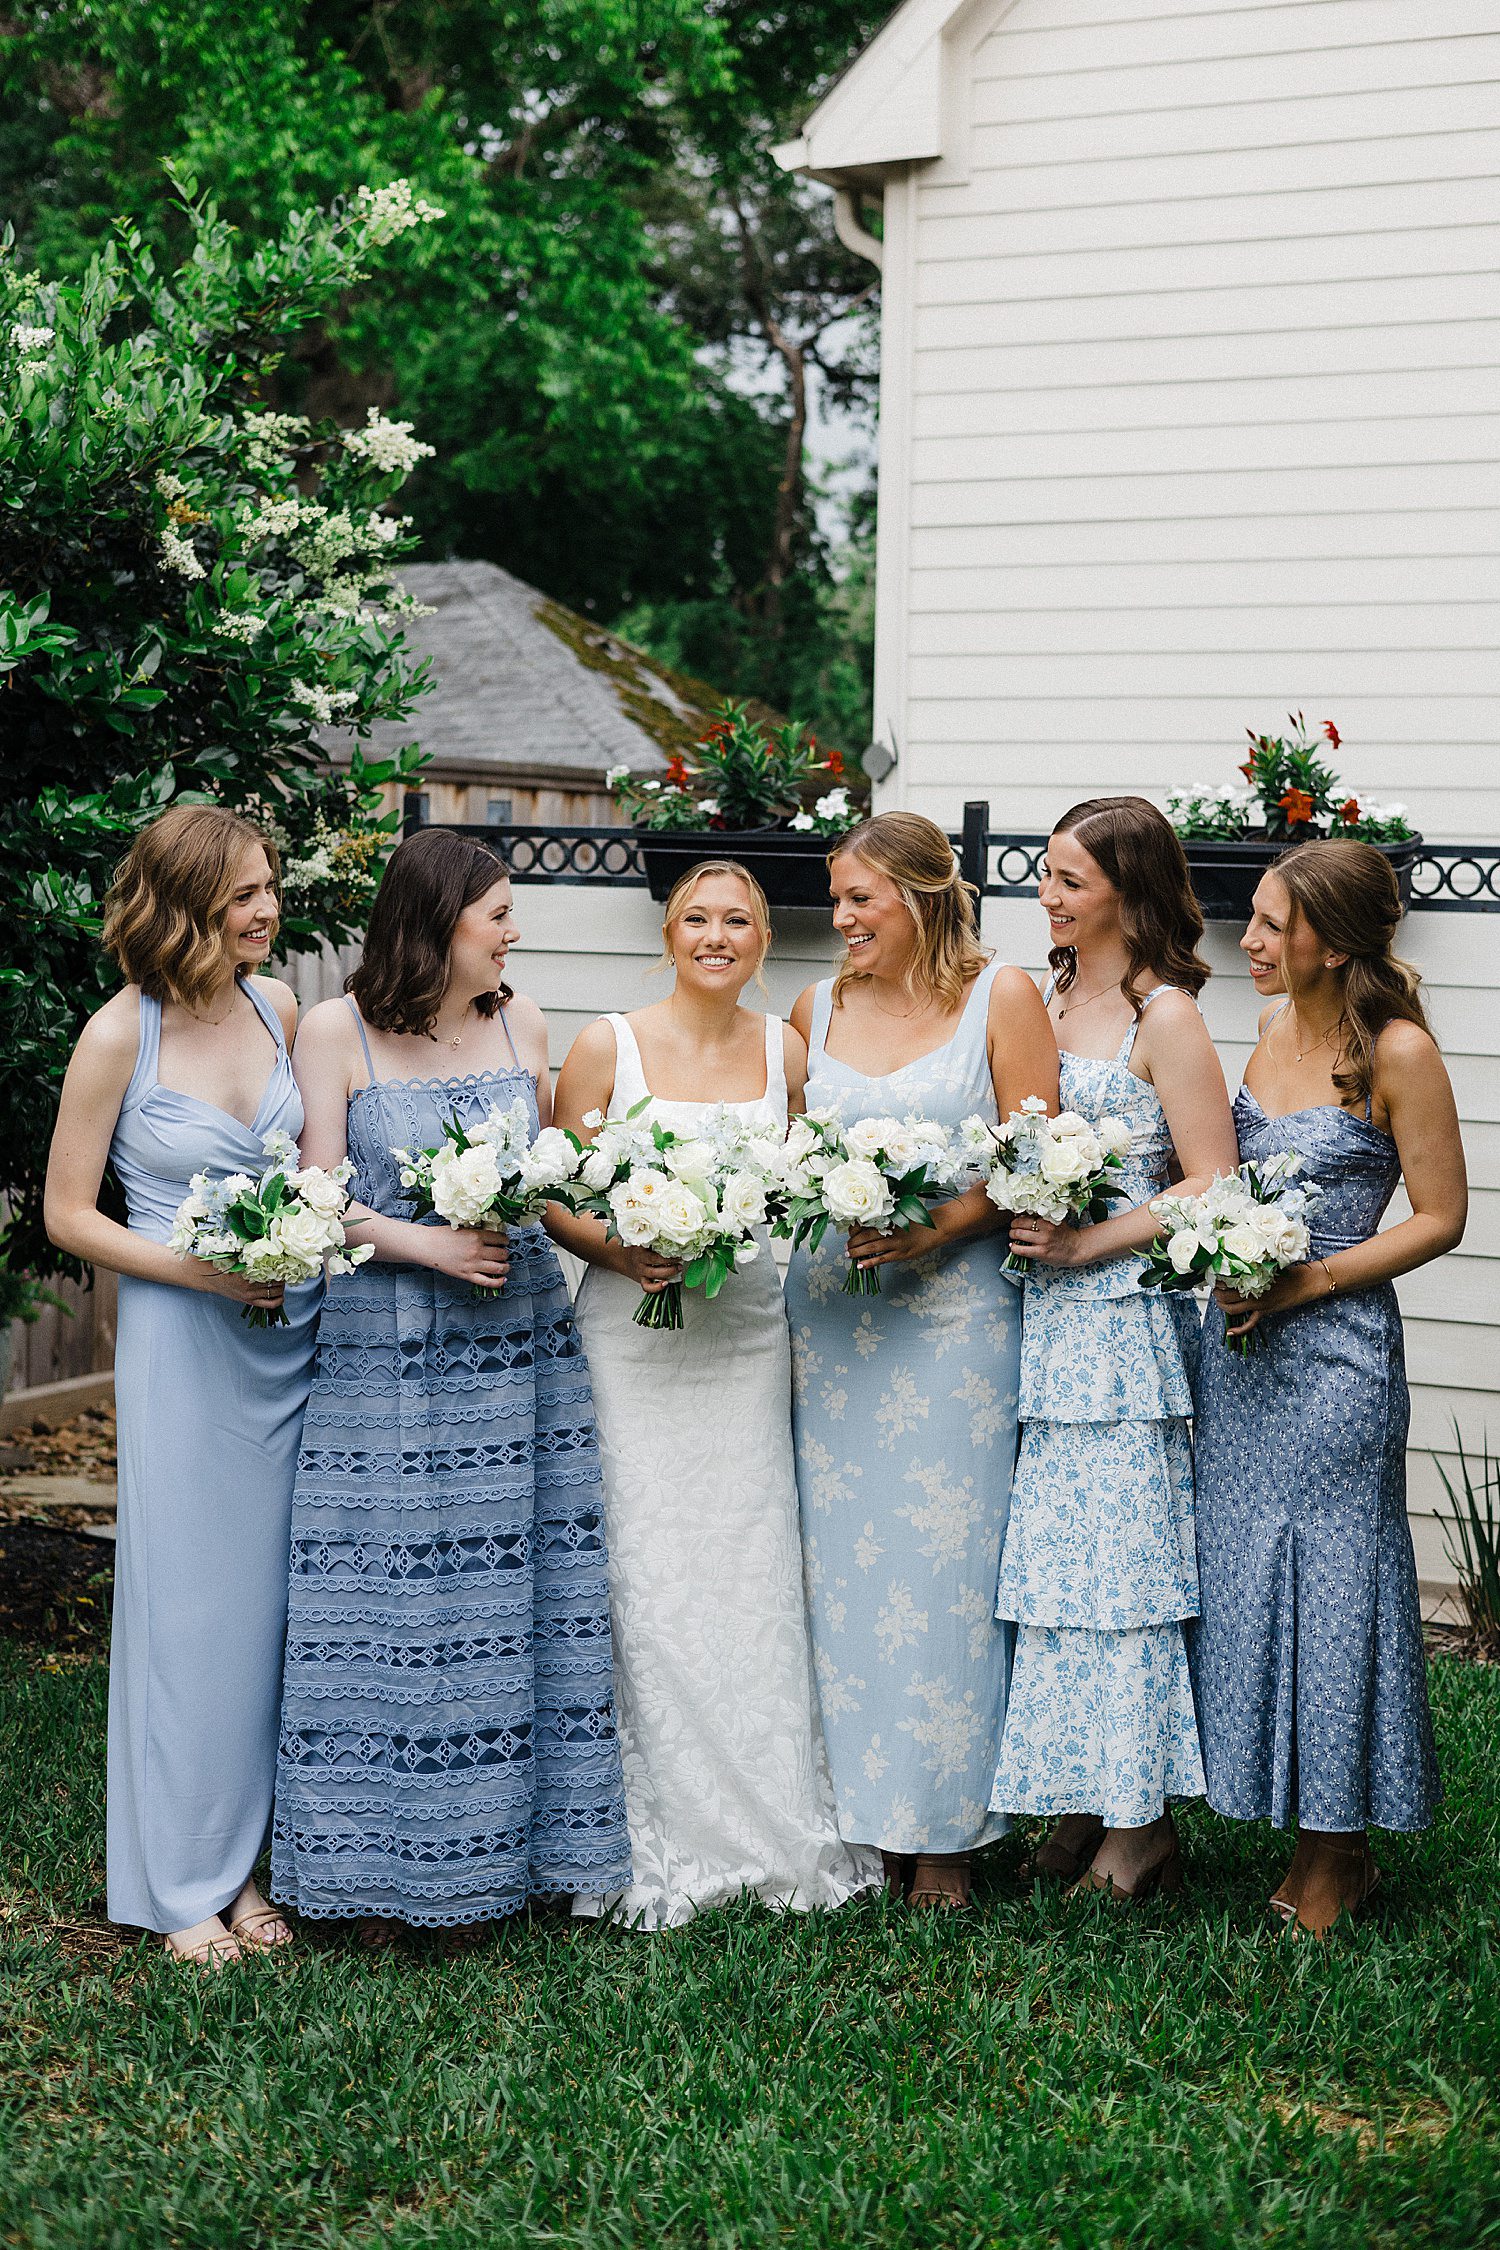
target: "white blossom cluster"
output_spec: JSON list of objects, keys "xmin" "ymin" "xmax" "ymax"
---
[
  {"xmin": 354, "ymin": 178, "xmax": 446, "ymax": 246},
  {"xmin": 1140, "ymin": 1156, "xmax": 1320, "ymax": 1347},
  {"xmin": 394, "ymin": 1100, "xmax": 585, "ymax": 1234},
  {"xmin": 10, "ymin": 324, "xmax": 53, "ymax": 354},
  {"xmin": 1165, "ymin": 780, "xmax": 1257, "ymax": 840},
  {"xmin": 771, "ymin": 1108, "xmax": 965, "ymax": 1294},
  {"xmin": 287, "ymin": 678, "xmax": 358, "ymax": 726},
  {"xmin": 790, "ymin": 784, "xmax": 858, "ymax": 837},
  {"xmin": 965, "ymin": 1098, "xmax": 1133, "ymax": 1269},
  {"xmin": 214, "ymin": 611, "xmax": 268, "ymax": 645},
  {"xmin": 240, "ymin": 413, "xmax": 312, "ymax": 480},
  {"xmin": 169, "ymin": 1127, "xmax": 372, "ymax": 1325},
  {"xmin": 160, "ymin": 526, "xmax": 206, "ymax": 580},
  {"xmin": 342, "ymin": 407, "xmax": 435, "ymax": 476}
]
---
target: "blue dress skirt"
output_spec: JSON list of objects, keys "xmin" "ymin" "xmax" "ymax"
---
[
  {"xmin": 1189, "ymin": 1086, "xmax": 1439, "ymax": 1834},
  {"xmin": 271, "ymin": 1008, "xmax": 632, "ymax": 1925},
  {"xmin": 107, "ymin": 976, "xmax": 318, "ymax": 1933}
]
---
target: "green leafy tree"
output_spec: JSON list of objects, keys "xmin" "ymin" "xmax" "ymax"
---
[{"xmin": 0, "ymin": 170, "xmax": 438, "ymax": 1282}]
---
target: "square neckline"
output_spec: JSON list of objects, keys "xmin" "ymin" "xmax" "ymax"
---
[{"xmin": 344, "ymin": 996, "xmax": 534, "ymax": 1102}]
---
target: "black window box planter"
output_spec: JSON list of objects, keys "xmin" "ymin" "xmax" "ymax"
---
[
  {"xmin": 637, "ymin": 827, "xmax": 836, "ymax": 908},
  {"xmin": 1183, "ymin": 835, "xmax": 1423, "ymax": 923}
]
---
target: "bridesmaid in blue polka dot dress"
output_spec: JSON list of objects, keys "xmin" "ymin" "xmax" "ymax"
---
[{"xmin": 1191, "ymin": 841, "xmax": 1466, "ymax": 1938}]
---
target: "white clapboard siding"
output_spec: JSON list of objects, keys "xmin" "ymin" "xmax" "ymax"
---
[
  {"xmin": 912, "ymin": 321, "xmax": 1500, "ymax": 396},
  {"xmin": 907, "ymin": 603, "xmax": 1493, "ymax": 656},
  {"xmin": 910, "ymin": 556, "xmax": 1495, "ymax": 608}
]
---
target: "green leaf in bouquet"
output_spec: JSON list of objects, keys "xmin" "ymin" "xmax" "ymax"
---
[
  {"xmin": 626, "ymin": 1096, "xmax": 653, "ymax": 1121},
  {"xmin": 262, "ymin": 1172, "xmax": 287, "ymax": 1213},
  {"xmin": 894, "ymin": 1194, "xmax": 937, "ymax": 1228}
]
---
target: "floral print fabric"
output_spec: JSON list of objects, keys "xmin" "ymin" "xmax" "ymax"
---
[{"xmin": 787, "ymin": 967, "xmax": 1020, "ymax": 1854}]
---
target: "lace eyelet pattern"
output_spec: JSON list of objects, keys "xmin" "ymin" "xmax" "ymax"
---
[{"xmin": 271, "ymin": 1068, "xmax": 632, "ymax": 1926}]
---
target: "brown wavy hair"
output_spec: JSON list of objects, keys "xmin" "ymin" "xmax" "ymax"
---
[
  {"xmin": 830, "ymin": 812, "xmax": 991, "ymax": 1011},
  {"xmin": 102, "ymin": 805, "xmax": 280, "ymax": 1008},
  {"xmin": 1271, "ymin": 839, "xmax": 1430, "ymax": 1111},
  {"xmin": 1048, "ymin": 796, "xmax": 1208, "ymax": 1012},
  {"xmin": 348, "ymin": 828, "xmax": 511, "ymax": 1036}
]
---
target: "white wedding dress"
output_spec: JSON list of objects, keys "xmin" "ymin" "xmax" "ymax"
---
[{"xmin": 572, "ymin": 1012, "xmax": 879, "ymax": 1929}]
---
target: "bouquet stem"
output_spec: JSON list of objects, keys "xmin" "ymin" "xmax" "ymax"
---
[
  {"xmin": 843, "ymin": 1259, "xmax": 881, "ymax": 1296},
  {"xmin": 1000, "ymin": 1248, "xmax": 1031, "ymax": 1277},
  {"xmin": 242, "ymin": 1304, "xmax": 291, "ymax": 1330},
  {"xmin": 634, "ymin": 1281, "xmax": 685, "ymax": 1330}
]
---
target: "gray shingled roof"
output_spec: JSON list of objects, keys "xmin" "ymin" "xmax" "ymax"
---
[{"xmin": 346, "ymin": 560, "xmax": 719, "ymax": 782}]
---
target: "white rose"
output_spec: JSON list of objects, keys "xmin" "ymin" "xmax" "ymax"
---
[
  {"xmin": 822, "ymin": 1158, "xmax": 896, "ymax": 1229},
  {"xmin": 663, "ymin": 1138, "xmax": 715, "ymax": 1193},
  {"xmin": 520, "ymin": 1127, "xmax": 578, "ymax": 1190},
  {"xmin": 653, "ymin": 1181, "xmax": 711, "ymax": 1249},
  {"xmin": 1051, "ymin": 1112, "xmax": 1092, "ymax": 1138},
  {"xmin": 580, "ymin": 1148, "xmax": 616, "ymax": 1192},
  {"xmin": 610, "ymin": 1171, "xmax": 672, "ymax": 1245},
  {"xmin": 431, "ymin": 1142, "xmax": 503, "ymax": 1226},
  {"xmin": 1167, "ymin": 1230, "xmax": 1201, "ymax": 1275},
  {"xmin": 239, "ymin": 1234, "xmax": 287, "ymax": 1276},
  {"xmin": 843, "ymin": 1117, "xmax": 896, "ymax": 1160},
  {"xmin": 1220, "ymin": 1223, "xmax": 1270, "ymax": 1266},
  {"xmin": 783, "ymin": 1117, "xmax": 819, "ymax": 1165},
  {"xmin": 291, "ymin": 1167, "xmax": 347, "ymax": 1217},
  {"xmin": 1038, "ymin": 1136, "xmax": 1094, "ymax": 1186},
  {"xmin": 721, "ymin": 1169, "xmax": 768, "ymax": 1233},
  {"xmin": 269, "ymin": 1203, "xmax": 333, "ymax": 1267},
  {"xmin": 1096, "ymin": 1118, "xmax": 1134, "ymax": 1158}
]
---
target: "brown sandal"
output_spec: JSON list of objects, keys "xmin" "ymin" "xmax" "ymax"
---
[
  {"xmin": 229, "ymin": 1907, "xmax": 294, "ymax": 1951},
  {"xmin": 1067, "ymin": 1842, "xmax": 1184, "ymax": 1905},
  {"xmin": 163, "ymin": 1926, "xmax": 241, "ymax": 1969},
  {"xmin": 1021, "ymin": 1819, "xmax": 1106, "ymax": 1885},
  {"xmin": 908, "ymin": 1853, "xmax": 972, "ymax": 1912}
]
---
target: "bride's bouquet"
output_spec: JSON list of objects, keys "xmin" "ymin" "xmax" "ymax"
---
[
  {"xmin": 574, "ymin": 1099, "xmax": 782, "ymax": 1330},
  {"xmin": 169, "ymin": 1126, "xmax": 372, "ymax": 1326},
  {"xmin": 962, "ymin": 1098, "xmax": 1134, "ymax": 1274},
  {"xmin": 771, "ymin": 1108, "xmax": 965, "ymax": 1296},
  {"xmin": 393, "ymin": 1100, "xmax": 585, "ymax": 1270},
  {"xmin": 1137, "ymin": 1153, "xmax": 1321, "ymax": 1354}
]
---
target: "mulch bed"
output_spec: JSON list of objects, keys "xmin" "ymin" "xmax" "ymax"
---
[
  {"xmin": 1, "ymin": 1404, "xmax": 116, "ymax": 1480},
  {"xmin": 0, "ymin": 1522, "xmax": 113, "ymax": 1653}
]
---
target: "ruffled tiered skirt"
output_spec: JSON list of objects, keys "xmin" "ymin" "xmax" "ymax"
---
[{"xmin": 990, "ymin": 1269, "xmax": 1205, "ymax": 1828}]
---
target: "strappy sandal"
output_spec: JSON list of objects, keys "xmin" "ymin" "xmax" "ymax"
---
[
  {"xmin": 1286, "ymin": 1842, "xmax": 1381, "ymax": 1939},
  {"xmin": 1067, "ymin": 1840, "xmax": 1184, "ymax": 1905},
  {"xmin": 881, "ymin": 1853, "xmax": 915, "ymax": 1901},
  {"xmin": 163, "ymin": 1926, "xmax": 241, "ymax": 1970},
  {"xmin": 229, "ymin": 1907, "xmax": 294, "ymax": 1952},
  {"xmin": 1020, "ymin": 1818, "xmax": 1106, "ymax": 1885},
  {"xmin": 909, "ymin": 1853, "xmax": 972, "ymax": 1912},
  {"xmin": 355, "ymin": 1916, "xmax": 403, "ymax": 1952}
]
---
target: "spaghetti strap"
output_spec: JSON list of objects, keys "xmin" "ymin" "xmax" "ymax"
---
[
  {"xmin": 809, "ymin": 980, "xmax": 834, "ymax": 1058},
  {"xmin": 606, "ymin": 1013, "xmax": 651, "ymax": 1114},
  {"xmin": 344, "ymin": 996, "xmax": 378, "ymax": 1088},
  {"xmin": 497, "ymin": 1003, "xmax": 520, "ymax": 1069},
  {"xmin": 763, "ymin": 1013, "xmax": 786, "ymax": 1109},
  {"xmin": 1116, "ymin": 983, "xmax": 1183, "ymax": 1064},
  {"xmin": 240, "ymin": 971, "xmax": 288, "ymax": 1056}
]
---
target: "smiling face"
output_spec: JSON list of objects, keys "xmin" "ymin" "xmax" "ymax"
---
[
  {"xmin": 828, "ymin": 850, "xmax": 916, "ymax": 980},
  {"xmin": 223, "ymin": 843, "xmax": 280, "ymax": 971},
  {"xmin": 447, "ymin": 877, "xmax": 518, "ymax": 1000},
  {"xmin": 666, "ymin": 871, "xmax": 766, "ymax": 998},
  {"xmin": 1038, "ymin": 827, "xmax": 1121, "ymax": 954},
  {"xmin": 1241, "ymin": 871, "xmax": 1342, "ymax": 998}
]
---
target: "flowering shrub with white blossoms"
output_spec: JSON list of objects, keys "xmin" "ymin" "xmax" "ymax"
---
[
  {"xmin": 574, "ymin": 1098, "xmax": 785, "ymax": 1330},
  {"xmin": 963, "ymin": 1099, "xmax": 1134, "ymax": 1275},
  {"xmin": 770, "ymin": 1108, "xmax": 966, "ymax": 1297},
  {"xmin": 393, "ymin": 1101, "xmax": 586, "ymax": 1286},
  {"xmin": 169, "ymin": 1128, "xmax": 372, "ymax": 1327},
  {"xmin": 1137, "ymin": 1154, "xmax": 1321, "ymax": 1356}
]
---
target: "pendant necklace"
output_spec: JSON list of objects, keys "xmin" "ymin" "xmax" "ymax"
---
[
  {"xmin": 1286, "ymin": 1009, "xmax": 1342, "ymax": 1064},
  {"xmin": 1056, "ymin": 981, "xmax": 1115, "ymax": 1022}
]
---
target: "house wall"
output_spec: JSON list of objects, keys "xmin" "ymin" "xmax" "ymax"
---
[{"xmin": 869, "ymin": 0, "xmax": 1500, "ymax": 838}]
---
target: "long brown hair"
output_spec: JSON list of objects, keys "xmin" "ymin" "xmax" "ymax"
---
[
  {"xmin": 349, "ymin": 828, "xmax": 511, "ymax": 1037},
  {"xmin": 1048, "ymin": 796, "xmax": 1208, "ymax": 1012},
  {"xmin": 1272, "ymin": 839, "xmax": 1430, "ymax": 1111},
  {"xmin": 830, "ymin": 812, "xmax": 990, "ymax": 1010},
  {"xmin": 102, "ymin": 805, "xmax": 280, "ymax": 1008}
]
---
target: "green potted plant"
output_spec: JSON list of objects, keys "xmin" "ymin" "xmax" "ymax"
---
[
  {"xmin": 607, "ymin": 703, "xmax": 861, "ymax": 907},
  {"xmin": 1166, "ymin": 717, "xmax": 1421, "ymax": 920}
]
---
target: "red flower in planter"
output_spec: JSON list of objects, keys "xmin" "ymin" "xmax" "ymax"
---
[
  {"xmin": 665, "ymin": 753, "xmax": 691, "ymax": 789},
  {"xmin": 1323, "ymin": 721, "xmax": 1342, "ymax": 751},
  {"xmin": 826, "ymin": 747, "xmax": 844, "ymax": 777},
  {"xmin": 1239, "ymin": 758, "xmax": 1256, "ymax": 782},
  {"xmin": 1338, "ymin": 797, "xmax": 1360, "ymax": 825},
  {"xmin": 1279, "ymin": 788, "xmax": 1316, "ymax": 826}
]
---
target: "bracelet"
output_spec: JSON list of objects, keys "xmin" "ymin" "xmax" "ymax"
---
[{"xmin": 1316, "ymin": 1256, "xmax": 1338, "ymax": 1297}]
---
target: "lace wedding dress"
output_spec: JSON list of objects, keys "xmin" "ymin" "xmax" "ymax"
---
[{"xmin": 573, "ymin": 1012, "xmax": 879, "ymax": 1928}]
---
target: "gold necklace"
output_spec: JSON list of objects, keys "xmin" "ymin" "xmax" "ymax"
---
[
  {"xmin": 1285, "ymin": 1009, "xmax": 1343, "ymax": 1064},
  {"xmin": 1055, "ymin": 980, "xmax": 1116, "ymax": 1022}
]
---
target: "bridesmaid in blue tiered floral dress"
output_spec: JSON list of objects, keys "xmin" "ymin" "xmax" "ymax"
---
[{"xmin": 272, "ymin": 831, "xmax": 631, "ymax": 1932}]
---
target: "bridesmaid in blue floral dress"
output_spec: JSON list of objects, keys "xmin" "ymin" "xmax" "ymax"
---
[
  {"xmin": 1191, "ymin": 840, "xmax": 1465, "ymax": 1936},
  {"xmin": 992, "ymin": 799, "xmax": 1238, "ymax": 1900},
  {"xmin": 272, "ymin": 830, "xmax": 631, "ymax": 1933},
  {"xmin": 787, "ymin": 812, "xmax": 1059, "ymax": 1909},
  {"xmin": 46, "ymin": 806, "xmax": 317, "ymax": 1965}
]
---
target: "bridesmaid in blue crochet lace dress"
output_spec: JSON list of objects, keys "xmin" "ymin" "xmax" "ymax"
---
[
  {"xmin": 45, "ymin": 807, "xmax": 317, "ymax": 1967},
  {"xmin": 992, "ymin": 799, "xmax": 1238, "ymax": 1902},
  {"xmin": 272, "ymin": 831, "xmax": 630, "ymax": 1934},
  {"xmin": 1191, "ymin": 841, "xmax": 1466, "ymax": 1937}
]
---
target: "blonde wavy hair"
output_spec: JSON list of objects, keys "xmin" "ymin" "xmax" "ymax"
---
[
  {"xmin": 654, "ymin": 859, "xmax": 772, "ymax": 990},
  {"xmin": 103, "ymin": 805, "xmax": 280, "ymax": 1009},
  {"xmin": 830, "ymin": 812, "xmax": 990, "ymax": 1011},
  {"xmin": 1272, "ymin": 839, "xmax": 1431, "ymax": 1112}
]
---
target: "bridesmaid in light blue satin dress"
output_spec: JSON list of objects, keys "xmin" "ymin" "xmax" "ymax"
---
[
  {"xmin": 44, "ymin": 807, "xmax": 318, "ymax": 1964},
  {"xmin": 786, "ymin": 812, "xmax": 1059, "ymax": 1909},
  {"xmin": 1190, "ymin": 840, "xmax": 1466, "ymax": 1937}
]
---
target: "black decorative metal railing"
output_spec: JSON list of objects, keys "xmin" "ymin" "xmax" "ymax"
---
[{"xmin": 406, "ymin": 802, "xmax": 1500, "ymax": 911}]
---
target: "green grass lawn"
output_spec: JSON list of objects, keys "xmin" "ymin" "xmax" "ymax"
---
[{"xmin": 2, "ymin": 1642, "xmax": 1498, "ymax": 2250}]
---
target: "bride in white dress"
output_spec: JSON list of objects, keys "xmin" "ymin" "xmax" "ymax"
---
[{"xmin": 550, "ymin": 860, "xmax": 878, "ymax": 1928}]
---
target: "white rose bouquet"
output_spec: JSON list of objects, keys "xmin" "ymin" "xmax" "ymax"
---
[
  {"xmin": 1137, "ymin": 1153, "xmax": 1321, "ymax": 1355},
  {"xmin": 770, "ymin": 1107, "xmax": 966, "ymax": 1296},
  {"xmin": 574, "ymin": 1099, "xmax": 782, "ymax": 1330},
  {"xmin": 169, "ymin": 1126, "xmax": 372, "ymax": 1327},
  {"xmin": 393, "ymin": 1100, "xmax": 586, "ymax": 1285},
  {"xmin": 962, "ymin": 1098, "xmax": 1134, "ymax": 1274}
]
